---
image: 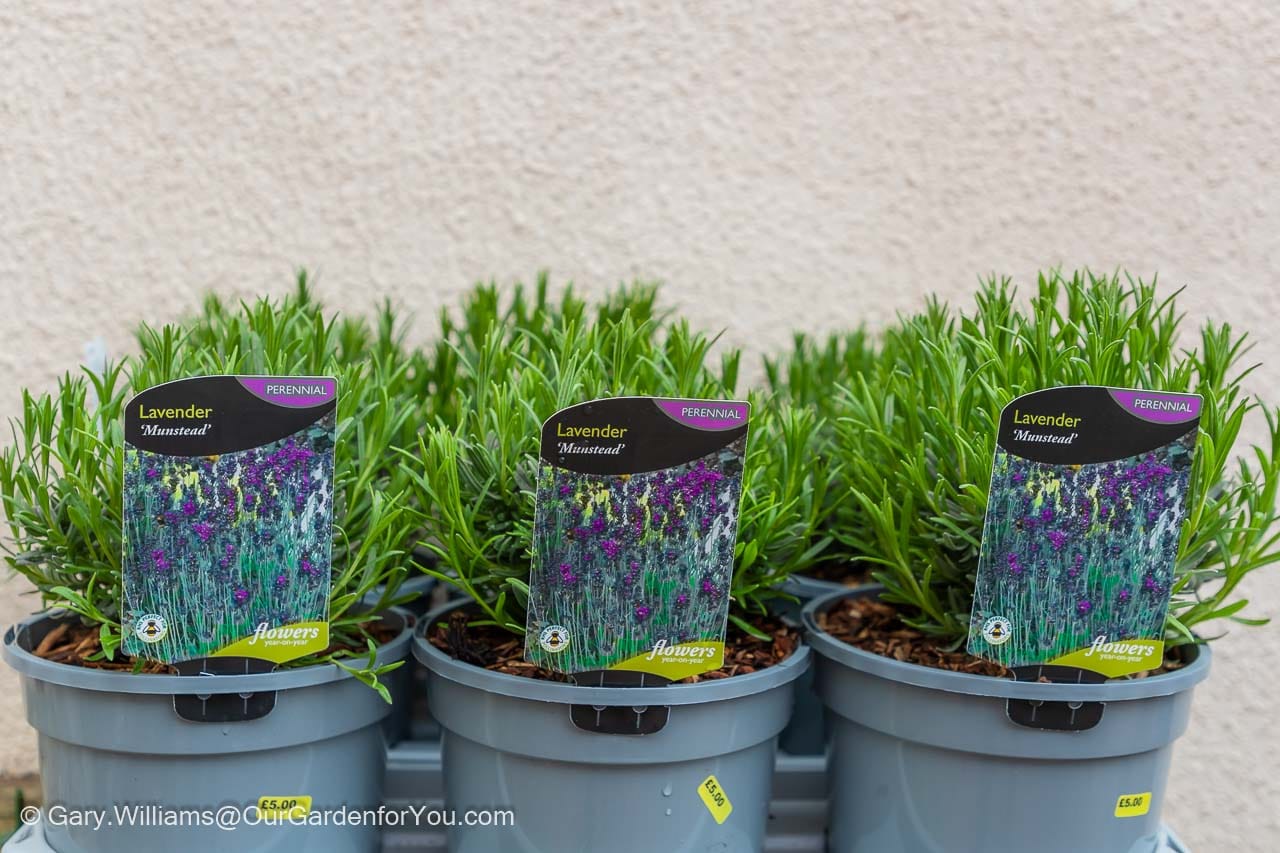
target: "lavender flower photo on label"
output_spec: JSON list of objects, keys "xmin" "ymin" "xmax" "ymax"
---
[{"xmin": 525, "ymin": 442, "xmax": 745, "ymax": 676}]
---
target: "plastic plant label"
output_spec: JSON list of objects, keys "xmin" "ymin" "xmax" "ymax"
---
[
  {"xmin": 968, "ymin": 386, "xmax": 1200, "ymax": 677},
  {"xmin": 1114, "ymin": 792, "xmax": 1152, "ymax": 818},
  {"xmin": 524, "ymin": 397, "xmax": 749, "ymax": 678},
  {"xmin": 698, "ymin": 775, "xmax": 733, "ymax": 824},
  {"xmin": 121, "ymin": 376, "xmax": 337, "ymax": 664}
]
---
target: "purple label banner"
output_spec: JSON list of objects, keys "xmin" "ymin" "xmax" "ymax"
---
[
  {"xmin": 655, "ymin": 399, "xmax": 750, "ymax": 431},
  {"xmin": 1108, "ymin": 389, "xmax": 1202, "ymax": 424},
  {"xmin": 238, "ymin": 376, "xmax": 337, "ymax": 408}
]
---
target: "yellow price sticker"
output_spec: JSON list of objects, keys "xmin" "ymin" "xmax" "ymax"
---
[
  {"xmin": 1114, "ymin": 792, "xmax": 1151, "ymax": 818},
  {"xmin": 257, "ymin": 796, "xmax": 312, "ymax": 819},
  {"xmin": 697, "ymin": 775, "xmax": 733, "ymax": 825}
]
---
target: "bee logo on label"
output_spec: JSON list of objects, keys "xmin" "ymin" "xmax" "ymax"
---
[
  {"xmin": 538, "ymin": 625, "xmax": 571, "ymax": 654},
  {"xmin": 982, "ymin": 616, "xmax": 1013, "ymax": 646},
  {"xmin": 135, "ymin": 614, "xmax": 168, "ymax": 644}
]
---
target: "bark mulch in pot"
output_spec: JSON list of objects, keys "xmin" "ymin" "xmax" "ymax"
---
[
  {"xmin": 818, "ymin": 595, "xmax": 1188, "ymax": 679},
  {"xmin": 431, "ymin": 609, "xmax": 798, "ymax": 683},
  {"xmin": 29, "ymin": 617, "xmax": 400, "ymax": 672}
]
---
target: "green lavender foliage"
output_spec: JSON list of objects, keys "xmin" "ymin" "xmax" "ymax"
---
[
  {"xmin": 406, "ymin": 299, "xmax": 834, "ymax": 637},
  {"xmin": 834, "ymin": 270, "xmax": 1280, "ymax": 646},
  {"xmin": 762, "ymin": 330, "xmax": 877, "ymax": 572},
  {"xmin": 0, "ymin": 276, "xmax": 418, "ymax": 685},
  {"xmin": 764, "ymin": 329, "xmax": 877, "ymax": 422},
  {"xmin": 426, "ymin": 272, "xmax": 663, "ymax": 427}
]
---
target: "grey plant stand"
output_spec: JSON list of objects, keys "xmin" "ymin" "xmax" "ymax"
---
[
  {"xmin": 376, "ymin": 742, "xmax": 1194, "ymax": 852},
  {"xmin": 2, "ymin": 747, "xmax": 1196, "ymax": 853}
]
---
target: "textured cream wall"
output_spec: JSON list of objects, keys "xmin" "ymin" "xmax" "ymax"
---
[{"xmin": 2, "ymin": 1, "xmax": 1278, "ymax": 847}]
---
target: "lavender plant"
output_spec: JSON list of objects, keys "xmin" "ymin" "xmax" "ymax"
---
[
  {"xmin": 834, "ymin": 270, "xmax": 1280, "ymax": 648},
  {"xmin": 408, "ymin": 306, "xmax": 837, "ymax": 641},
  {"xmin": 0, "ymin": 280, "xmax": 419, "ymax": 695}
]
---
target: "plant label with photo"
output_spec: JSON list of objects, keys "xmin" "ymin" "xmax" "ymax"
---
[
  {"xmin": 525, "ymin": 397, "xmax": 750, "ymax": 679},
  {"xmin": 968, "ymin": 386, "xmax": 1200, "ymax": 677},
  {"xmin": 122, "ymin": 376, "xmax": 337, "ymax": 664}
]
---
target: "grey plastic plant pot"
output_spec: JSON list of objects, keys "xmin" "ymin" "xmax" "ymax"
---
[
  {"xmin": 412, "ymin": 599, "xmax": 810, "ymax": 853},
  {"xmin": 803, "ymin": 587, "xmax": 1212, "ymax": 853},
  {"xmin": 773, "ymin": 573, "xmax": 856, "ymax": 755},
  {"xmin": 2, "ymin": 609, "xmax": 412, "ymax": 853}
]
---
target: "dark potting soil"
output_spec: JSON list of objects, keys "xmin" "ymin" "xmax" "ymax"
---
[
  {"xmin": 28, "ymin": 619, "xmax": 400, "ymax": 673},
  {"xmin": 819, "ymin": 596, "xmax": 1189, "ymax": 680},
  {"xmin": 430, "ymin": 609, "xmax": 799, "ymax": 683}
]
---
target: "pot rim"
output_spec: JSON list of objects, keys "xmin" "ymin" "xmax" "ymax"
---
[
  {"xmin": 413, "ymin": 597, "xmax": 810, "ymax": 706},
  {"xmin": 802, "ymin": 586, "xmax": 1211, "ymax": 702},
  {"xmin": 2, "ymin": 607, "xmax": 413, "ymax": 696}
]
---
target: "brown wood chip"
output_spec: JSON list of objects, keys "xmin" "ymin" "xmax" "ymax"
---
[
  {"xmin": 429, "ymin": 609, "xmax": 798, "ymax": 683},
  {"xmin": 820, "ymin": 596, "xmax": 1188, "ymax": 678},
  {"xmin": 33, "ymin": 624, "xmax": 69, "ymax": 657}
]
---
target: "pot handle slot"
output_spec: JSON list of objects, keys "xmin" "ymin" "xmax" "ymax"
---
[
  {"xmin": 171, "ymin": 657, "xmax": 278, "ymax": 722},
  {"xmin": 1006, "ymin": 665, "xmax": 1105, "ymax": 732},
  {"xmin": 568, "ymin": 670, "xmax": 672, "ymax": 735}
]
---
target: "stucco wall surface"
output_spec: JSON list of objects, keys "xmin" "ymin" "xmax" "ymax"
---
[{"xmin": 1, "ymin": 1, "xmax": 1278, "ymax": 848}]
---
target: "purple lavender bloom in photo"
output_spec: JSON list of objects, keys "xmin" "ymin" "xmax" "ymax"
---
[
  {"xmin": 1047, "ymin": 530, "xmax": 1067, "ymax": 551},
  {"xmin": 1076, "ymin": 599, "xmax": 1093, "ymax": 616},
  {"xmin": 600, "ymin": 539, "xmax": 621, "ymax": 560},
  {"xmin": 182, "ymin": 499, "xmax": 197, "ymax": 517},
  {"xmin": 1007, "ymin": 553, "xmax": 1023, "ymax": 576},
  {"xmin": 192, "ymin": 522, "xmax": 214, "ymax": 543},
  {"xmin": 1040, "ymin": 507, "xmax": 1054, "ymax": 523},
  {"xmin": 590, "ymin": 516, "xmax": 607, "ymax": 535},
  {"xmin": 233, "ymin": 587, "xmax": 250, "ymax": 605},
  {"xmin": 1142, "ymin": 575, "xmax": 1160, "ymax": 592},
  {"xmin": 145, "ymin": 467, "xmax": 160, "ymax": 480},
  {"xmin": 275, "ymin": 573, "xmax": 289, "ymax": 590},
  {"xmin": 559, "ymin": 483, "xmax": 573, "ymax": 496},
  {"xmin": 558, "ymin": 562, "xmax": 578, "ymax": 586},
  {"xmin": 675, "ymin": 592, "xmax": 689, "ymax": 607},
  {"xmin": 1118, "ymin": 587, "xmax": 1132, "ymax": 604},
  {"xmin": 634, "ymin": 605, "xmax": 652, "ymax": 621}
]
